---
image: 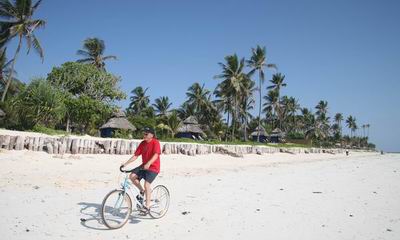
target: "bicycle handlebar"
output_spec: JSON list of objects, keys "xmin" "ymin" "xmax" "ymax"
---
[{"xmin": 120, "ymin": 165, "xmax": 142, "ymax": 173}]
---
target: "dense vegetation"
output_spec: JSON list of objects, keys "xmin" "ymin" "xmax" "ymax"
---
[{"xmin": 0, "ymin": 0, "xmax": 374, "ymax": 149}]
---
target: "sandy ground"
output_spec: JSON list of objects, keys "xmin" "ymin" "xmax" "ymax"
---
[{"xmin": 0, "ymin": 150, "xmax": 399, "ymax": 240}]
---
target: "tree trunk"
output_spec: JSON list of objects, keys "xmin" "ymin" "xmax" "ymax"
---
[
  {"xmin": 1, "ymin": 36, "xmax": 22, "ymax": 102},
  {"xmin": 66, "ymin": 116, "xmax": 71, "ymax": 132},
  {"xmin": 225, "ymin": 110, "xmax": 230, "ymax": 142},
  {"xmin": 244, "ymin": 115, "xmax": 248, "ymax": 142},
  {"xmin": 257, "ymin": 72, "xmax": 262, "ymax": 142}
]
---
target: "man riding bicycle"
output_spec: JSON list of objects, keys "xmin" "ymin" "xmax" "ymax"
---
[{"xmin": 121, "ymin": 127, "xmax": 161, "ymax": 213}]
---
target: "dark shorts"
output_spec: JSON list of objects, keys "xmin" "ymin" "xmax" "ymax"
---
[{"xmin": 130, "ymin": 166, "xmax": 158, "ymax": 184}]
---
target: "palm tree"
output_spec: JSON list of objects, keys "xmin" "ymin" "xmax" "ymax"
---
[
  {"xmin": 238, "ymin": 78, "xmax": 255, "ymax": 141},
  {"xmin": 0, "ymin": 47, "xmax": 22, "ymax": 97},
  {"xmin": 0, "ymin": 0, "xmax": 45, "ymax": 102},
  {"xmin": 247, "ymin": 45, "xmax": 276, "ymax": 142},
  {"xmin": 128, "ymin": 86, "xmax": 150, "ymax": 115},
  {"xmin": 152, "ymin": 96, "xmax": 172, "ymax": 116},
  {"xmin": 365, "ymin": 123, "xmax": 370, "ymax": 139},
  {"xmin": 77, "ymin": 38, "xmax": 116, "ymax": 70},
  {"xmin": 165, "ymin": 110, "xmax": 181, "ymax": 138},
  {"xmin": 262, "ymin": 90, "xmax": 279, "ymax": 128},
  {"xmin": 361, "ymin": 124, "xmax": 366, "ymax": 138},
  {"xmin": 215, "ymin": 54, "xmax": 249, "ymax": 140},
  {"xmin": 281, "ymin": 96, "xmax": 300, "ymax": 132},
  {"xmin": 346, "ymin": 115, "xmax": 357, "ymax": 138},
  {"xmin": 334, "ymin": 113, "xmax": 343, "ymax": 134},
  {"xmin": 267, "ymin": 73, "xmax": 287, "ymax": 128},
  {"xmin": 185, "ymin": 82, "xmax": 211, "ymax": 115},
  {"xmin": 316, "ymin": 100, "xmax": 328, "ymax": 116}
]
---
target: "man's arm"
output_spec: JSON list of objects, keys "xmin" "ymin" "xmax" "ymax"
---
[
  {"xmin": 122, "ymin": 155, "xmax": 139, "ymax": 167},
  {"xmin": 143, "ymin": 153, "xmax": 159, "ymax": 170}
]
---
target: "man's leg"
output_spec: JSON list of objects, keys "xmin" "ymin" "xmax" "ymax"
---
[
  {"xmin": 144, "ymin": 180, "xmax": 152, "ymax": 209},
  {"xmin": 129, "ymin": 173, "xmax": 144, "ymax": 193}
]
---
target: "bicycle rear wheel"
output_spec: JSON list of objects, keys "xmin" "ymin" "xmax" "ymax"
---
[
  {"xmin": 101, "ymin": 189, "xmax": 132, "ymax": 229},
  {"xmin": 149, "ymin": 185, "xmax": 170, "ymax": 219}
]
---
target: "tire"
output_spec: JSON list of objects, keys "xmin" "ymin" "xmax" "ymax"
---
[
  {"xmin": 101, "ymin": 189, "xmax": 132, "ymax": 229},
  {"xmin": 149, "ymin": 185, "xmax": 170, "ymax": 219}
]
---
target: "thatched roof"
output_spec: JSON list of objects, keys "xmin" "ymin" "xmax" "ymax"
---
[
  {"xmin": 100, "ymin": 111, "xmax": 136, "ymax": 130},
  {"xmin": 270, "ymin": 128, "xmax": 284, "ymax": 137},
  {"xmin": 183, "ymin": 115, "xmax": 199, "ymax": 124},
  {"xmin": 111, "ymin": 109, "xmax": 126, "ymax": 118},
  {"xmin": 0, "ymin": 108, "xmax": 5, "ymax": 117},
  {"xmin": 177, "ymin": 116, "xmax": 204, "ymax": 134},
  {"xmin": 250, "ymin": 126, "xmax": 267, "ymax": 136}
]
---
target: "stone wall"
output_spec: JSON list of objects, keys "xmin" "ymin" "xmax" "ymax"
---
[{"xmin": 0, "ymin": 133, "xmax": 346, "ymax": 157}]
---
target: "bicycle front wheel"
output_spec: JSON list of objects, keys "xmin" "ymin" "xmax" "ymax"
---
[
  {"xmin": 149, "ymin": 185, "xmax": 170, "ymax": 219},
  {"xmin": 101, "ymin": 189, "xmax": 132, "ymax": 229}
]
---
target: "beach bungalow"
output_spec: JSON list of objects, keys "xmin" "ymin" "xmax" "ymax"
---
[
  {"xmin": 176, "ymin": 116, "xmax": 205, "ymax": 140},
  {"xmin": 100, "ymin": 110, "xmax": 136, "ymax": 138},
  {"xmin": 250, "ymin": 126, "xmax": 268, "ymax": 142},
  {"xmin": 269, "ymin": 128, "xmax": 284, "ymax": 143}
]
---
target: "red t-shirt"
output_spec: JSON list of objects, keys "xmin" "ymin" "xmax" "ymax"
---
[{"xmin": 134, "ymin": 138, "xmax": 161, "ymax": 173}]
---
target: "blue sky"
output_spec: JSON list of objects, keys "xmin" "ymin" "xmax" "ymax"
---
[{"xmin": 8, "ymin": 0, "xmax": 400, "ymax": 151}]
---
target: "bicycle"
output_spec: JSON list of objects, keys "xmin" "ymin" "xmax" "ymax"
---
[{"xmin": 101, "ymin": 166, "xmax": 170, "ymax": 229}]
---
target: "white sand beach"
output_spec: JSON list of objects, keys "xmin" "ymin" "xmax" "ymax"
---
[{"xmin": 0, "ymin": 150, "xmax": 399, "ymax": 240}]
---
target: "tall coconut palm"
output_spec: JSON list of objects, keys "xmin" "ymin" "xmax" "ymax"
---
[
  {"xmin": 316, "ymin": 100, "xmax": 328, "ymax": 116},
  {"xmin": 247, "ymin": 45, "xmax": 276, "ymax": 142},
  {"xmin": 262, "ymin": 90, "xmax": 279, "ymax": 128},
  {"xmin": 0, "ymin": 0, "xmax": 45, "ymax": 102},
  {"xmin": 281, "ymin": 96, "xmax": 300, "ymax": 132},
  {"xmin": 77, "ymin": 38, "xmax": 116, "ymax": 70},
  {"xmin": 334, "ymin": 113, "xmax": 343, "ymax": 134},
  {"xmin": 346, "ymin": 115, "xmax": 357, "ymax": 137},
  {"xmin": 215, "ymin": 54, "xmax": 249, "ymax": 140},
  {"xmin": 185, "ymin": 82, "xmax": 211, "ymax": 116},
  {"xmin": 365, "ymin": 123, "xmax": 370, "ymax": 139},
  {"xmin": 0, "ymin": 47, "xmax": 22, "ymax": 96},
  {"xmin": 152, "ymin": 96, "xmax": 172, "ymax": 116},
  {"xmin": 128, "ymin": 86, "xmax": 150, "ymax": 115},
  {"xmin": 238, "ymin": 77, "xmax": 255, "ymax": 141},
  {"xmin": 267, "ymin": 73, "xmax": 286, "ymax": 128}
]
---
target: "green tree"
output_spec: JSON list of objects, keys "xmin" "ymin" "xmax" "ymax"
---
[
  {"xmin": 153, "ymin": 96, "xmax": 172, "ymax": 117},
  {"xmin": 247, "ymin": 45, "xmax": 276, "ymax": 142},
  {"xmin": 165, "ymin": 110, "xmax": 181, "ymax": 138},
  {"xmin": 14, "ymin": 78, "xmax": 65, "ymax": 128},
  {"xmin": 334, "ymin": 113, "xmax": 343, "ymax": 135},
  {"xmin": 267, "ymin": 73, "xmax": 287, "ymax": 128},
  {"xmin": 0, "ymin": 0, "xmax": 45, "ymax": 102},
  {"xmin": 128, "ymin": 86, "xmax": 150, "ymax": 115},
  {"xmin": 346, "ymin": 115, "xmax": 357, "ymax": 138},
  {"xmin": 262, "ymin": 90, "xmax": 279, "ymax": 128},
  {"xmin": 77, "ymin": 37, "xmax": 117, "ymax": 70},
  {"xmin": 215, "ymin": 54, "xmax": 249, "ymax": 140},
  {"xmin": 0, "ymin": 47, "xmax": 23, "ymax": 97},
  {"xmin": 47, "ymin": 62, "xmax": 125, "ymax": 133},
  {"xmin": 316, "ymin": 100, "xmax": 328, "ymax": 116}
]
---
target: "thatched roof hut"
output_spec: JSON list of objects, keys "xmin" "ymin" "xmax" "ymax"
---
[
  {"xmin": 250, "ymin": 126, "xmax": 268, "ymax": 142},
  {"xmin": 0, "ymin": 108, "xmax": 5, "ymax": 118},
  {"xmin": 250, "ymin": 126, "xmax": 267, "ymax": 137},
  {"xmin": 269, "ymin": 128, "xmax": 284, "ymax": 143},
  {"xmin": 270, "ymin": 128, "xmax": 284, "ymax": 136},
  {"xmin": 100, "ymin": 110, "xmax": 136, "ymax": 137},
  {"xmin": 176, "ymin": 116, "xmax": 205, "ymax": 139}
]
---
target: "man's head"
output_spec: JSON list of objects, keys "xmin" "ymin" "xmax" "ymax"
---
[{"xmin": 143, "ymin": 127, "xmax": 155, "ymax": 142}]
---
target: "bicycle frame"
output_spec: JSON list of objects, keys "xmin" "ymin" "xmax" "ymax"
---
[{"xmin": 119, "ymin": 173, "xmax": 144, "ymax": 208}]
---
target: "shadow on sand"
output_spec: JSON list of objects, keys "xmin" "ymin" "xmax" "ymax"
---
[{"xmin": 78, "ymin": 202, "xmax": 152, "ymax": 230}]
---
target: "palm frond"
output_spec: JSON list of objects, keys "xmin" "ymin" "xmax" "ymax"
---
[
  {"xmin": 102, "ymin": 55, "xmax": 117, "ymax": 61},
  {"xmin": 30, "ymin": 33, "xmax": 43, "ymax": 61}
]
